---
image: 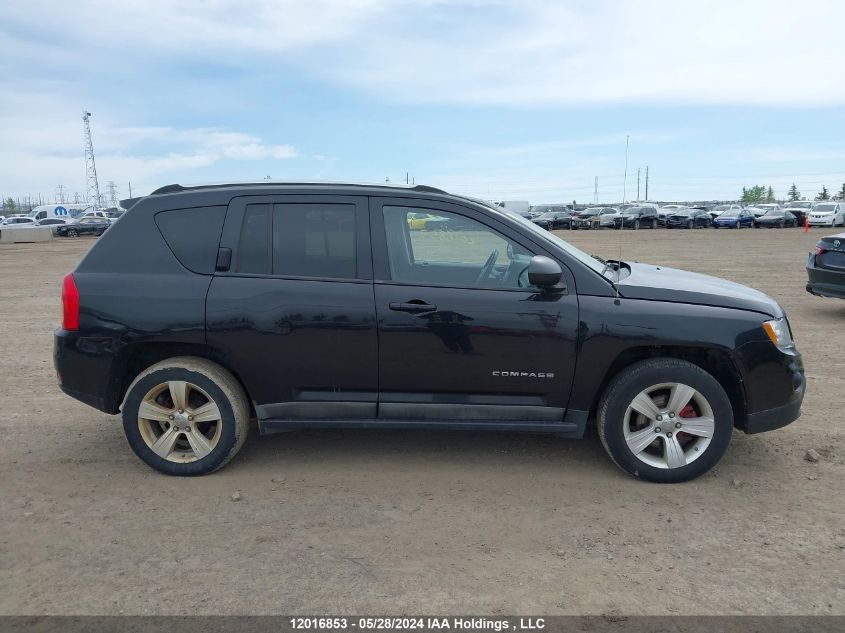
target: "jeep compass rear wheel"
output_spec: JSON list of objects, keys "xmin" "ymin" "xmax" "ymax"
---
[
  {"xmin": 597, "ymin": 358, "xmax": 733, "ymax": 483},
  {"xmin": 122, "ymin": 357, "xmax": 249, "ymax": 475}
]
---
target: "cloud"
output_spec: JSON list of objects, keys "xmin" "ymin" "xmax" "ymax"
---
[{"xmin": 4, "ymin": 1, "xmax": 844, "ymax": 107}]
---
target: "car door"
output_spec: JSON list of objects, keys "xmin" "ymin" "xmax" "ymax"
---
[
  {"xmin": 369, "ymin": 197, "xmax": 579, "ymax": 427},
  {"xmin": 206, "ymin": 194, "xmax": 378, "ymax": 423}
]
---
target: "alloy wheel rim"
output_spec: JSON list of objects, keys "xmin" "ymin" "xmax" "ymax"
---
[
  {"xmin": 137, "ymin": 381, "xmax": 222, "ymax": 463},
  {"xmin": 622, "ymin": 382, "xmax": 715, "ymax": 469}
]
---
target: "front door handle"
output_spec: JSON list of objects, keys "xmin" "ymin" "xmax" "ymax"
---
[{"xmin": 389, "ymin": 301, "xmax": 437, "ymax": 313}]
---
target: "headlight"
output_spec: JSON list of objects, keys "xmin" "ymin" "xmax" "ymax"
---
[{"xmin": 762, "ymin": 318, "xmax": 794, "ymax": 350}]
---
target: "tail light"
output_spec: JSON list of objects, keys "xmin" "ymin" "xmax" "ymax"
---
[
  {"xmin": 815, "ymin": 245, "xmax": 827, "ymax": 255},
  {"xmin": 62, "ymin": 273, "xmax": 80, "ymax": 330}
]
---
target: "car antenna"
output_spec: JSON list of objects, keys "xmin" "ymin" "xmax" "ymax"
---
[{"xmin": 616, "ymin": 135, "xmax": 629, "ymax": 303}]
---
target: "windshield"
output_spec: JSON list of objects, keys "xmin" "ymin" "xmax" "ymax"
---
[
  {"xmin": 788, "ymin": 202, "xmax": 812, "ymax": 209},
  {"xmin": 815, "ymin": 203, "xmax": 836, "ymax": 212},
  {"xmin": 720, "ymin": 211, "xmax": 740, "ymax": 218},
  {"xmin": 713, "ymin": 205, "xmax": 732, "ymax": 212},
  {"xmin": 764, "ymin": 210, "xmax": 785, "ymax": 217},
  {"xmin": 625, "ymin": 207, "xmax": 647, "ymax": 214},
  {"xmin": 670, "ymin": 209, "xmax": 692, "ymax": 216},
  {"xmin": 538, "ymin": 212, "xmax": 563, "ymax": 219}
]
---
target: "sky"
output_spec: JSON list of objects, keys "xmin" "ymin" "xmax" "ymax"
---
[{"xmin": 1, "ymin": 0, "xmax": 844, "ymax": 205}]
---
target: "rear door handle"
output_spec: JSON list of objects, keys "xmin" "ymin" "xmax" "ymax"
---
[{"xmin": 389, "ymin": 301, "xmax": 437, "ymax": 313}]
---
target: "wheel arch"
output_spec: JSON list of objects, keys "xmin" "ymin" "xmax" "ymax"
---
[
  {"xmin": 587, "ymin": 345, "xmax": 747, "ymax": 427},
  {"xmin": 105, "ymin": 342, "xmax": 253, "ymax": 416}
]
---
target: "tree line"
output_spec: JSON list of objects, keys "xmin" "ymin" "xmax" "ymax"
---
[{"xmin": 741, "ymin": 183, "xmax": 845, "ymax": 204}]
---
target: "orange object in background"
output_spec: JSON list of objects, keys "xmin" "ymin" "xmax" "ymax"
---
[{"xmin": 804, "ymin": 213, "xmax": 809, "ymax": 233}]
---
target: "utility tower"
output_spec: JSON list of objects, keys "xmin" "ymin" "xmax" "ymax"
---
[
  {"xmin": 593, "ymin": 177, "xmax": 598, "ymax": 204},
  {"xmin": 82, "ymin": 111, "xmax": 101, "ymax": 210},
  {"xmin": 106, "ymin": 181, "xmax": 119, "ymax": 209}
]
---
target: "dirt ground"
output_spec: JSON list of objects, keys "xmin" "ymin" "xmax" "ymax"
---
[{"xmin": 1, "ymin": 227, "xmax": 843, "ymax": 616}]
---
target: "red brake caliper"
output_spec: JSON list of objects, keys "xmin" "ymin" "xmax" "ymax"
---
[
  {"xmin": 677, "ymin": 404, "xmax": 696, "ymax": 443},
  {"xmin": 679, "ymin": 404, "xmax": 696, "ymax": 418}
]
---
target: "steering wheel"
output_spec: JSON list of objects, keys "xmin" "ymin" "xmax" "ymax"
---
[{"xmin": 475, "ymin": 249, "xmax": 499, "ymax": 285}]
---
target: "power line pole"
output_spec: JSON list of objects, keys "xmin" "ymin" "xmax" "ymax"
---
[
  {"xmin": 128, "ymin": 181, "xmax": 132, "ymax": 198},
  {"xmin": 55, "ymin": 184, "xmax": 66, "ymax": 204},
  {"xmin": 593, "ymin": 176, "xmax": 598, "ymax": 204},
  {"xmin": 645, "ymin": 166, "xmax": 649, "ymax": 201},
  {"xmin": 637, "ymin": 168, "xmax": 640, "ymax": 202},
  {"xmin": 622, "ymin": 135, "xmax": 629, "ymax": 203},
  {"xmin": 106, "ymin": 181, "xmax": 118, "ymax": 209},
  {"xmin": 82, "ymin": 110, "xmax": 101, "ymax": 211}
]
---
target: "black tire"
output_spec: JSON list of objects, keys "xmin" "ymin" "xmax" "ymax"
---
[
  {"xmin": 67, "ymin": 228, "xmax": 78, "ymax": 237},
  {"xmin": 735, "ymin": 221, "xmax": 741, "ymax": 229},
  {"xmin": 597, "ymin": 358, "xmax": 734, "ymax": 483},
  {"xmin": 686, "ymin": 220, "xmax": 693, "ymax": 229},
  {"xmin": 122, "ymin": 357, "xmax": 250, "ymax": 476},
  {"xmin": 633, "ymin": 219, "xmax": 640, "ymax": 230}
]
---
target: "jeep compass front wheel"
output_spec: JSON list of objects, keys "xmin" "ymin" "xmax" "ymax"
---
[
  {"xmin": 122, "ymin": 357, "xmax": 250, "ymax": 475},
  {"xmin": 597, "ymin": 358, "xmax": 733, "ymax": 483}
]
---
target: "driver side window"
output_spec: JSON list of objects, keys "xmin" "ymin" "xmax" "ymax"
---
[{"xmin": 382, "ymin": 206, "xmax": 535, "ymax": 289}]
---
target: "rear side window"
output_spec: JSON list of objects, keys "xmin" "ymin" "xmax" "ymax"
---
[
  {"xmin": 235, "ymin": 204, "xmax": 272, "ymax": 274},
  {"xmin": 155, "ymin": 206, "xmax": 226, "ymax": 274},
  {"xmin": 272, "ymin": 204, "xmax": 356, "ymax": 278}
]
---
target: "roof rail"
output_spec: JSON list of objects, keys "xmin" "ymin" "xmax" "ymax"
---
[{"xmin": 149, "ymin": 181, "xmax": 449, "ymax": 196}]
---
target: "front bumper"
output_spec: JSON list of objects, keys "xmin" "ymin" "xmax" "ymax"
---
[
  {"xmin": 808, "ymin": 217, "xmax": 835, "ymax": 226},
  {"xmin": 735, "ymin": 342, "xmax": 805, "ymax": 434},
  {"xmin": 744, "ymin": 394, "xmax": 803, "ymax": 434}
]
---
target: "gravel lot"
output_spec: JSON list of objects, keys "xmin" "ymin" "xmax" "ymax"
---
[{"xmin": 1, "ymin": 228, "xmax": 843, "ymax": 616}]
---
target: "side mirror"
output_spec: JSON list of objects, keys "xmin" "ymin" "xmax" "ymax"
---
[{"xmin": 528, "ymin": 255, "xmax": 564, "ymax": 290}]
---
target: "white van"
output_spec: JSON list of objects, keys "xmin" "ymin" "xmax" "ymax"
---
[
  {"xmin": 28, "ymin": 204, "xmax": 93, "ymax": 221},
  {"xmin": 807, "ymin": 202, "xmax": 845, "ymax": 227}
]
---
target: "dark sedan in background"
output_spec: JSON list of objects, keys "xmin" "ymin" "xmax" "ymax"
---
[
  {"xmin": 755, "ymin": 210, "xmax": 798, "ymax": 229},
  {"xmin": 56, "ymin": 218, "xmax": 110, "ymax": 237},
  {"xmin": 712, "ymin": 208, "xmax": 755, "ymax": 229},
  {"xmin": 807, "ymin": 232, "xmax": 845, "ymax": 299},
  {"xmin": 614, "ymin": 206, "xmax": 658, "ymax": 229},
  {"xmin": 665, "ymin": 208, "xmax": 712, "ymax": 229},
  {"xmin": 531, "ymin": 211, "xmax": 573, "ymax": 230}
]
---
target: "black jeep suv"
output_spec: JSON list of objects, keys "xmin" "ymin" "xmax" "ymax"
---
[{"xmin": 55, "ymin": 182, "xmax": 805, "ymax": 482}]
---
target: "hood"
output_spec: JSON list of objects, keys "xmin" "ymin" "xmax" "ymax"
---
[{"xmin": 617, "ymin": 262, "xmax": 783, "ymax": 317}]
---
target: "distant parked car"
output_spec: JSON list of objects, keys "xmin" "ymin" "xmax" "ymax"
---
[
  {"xmin": 709, "ymin": 204, "xmax": 743, "ymax": 220},
  {"xmin": 807, "ymin": 202, "xmax": 845, "ymax": 228},
  {"xmin": 783, "ymin": 202, "xmax": 812, "ymax": 224},
  {"xmin": 1, "ymin": 215, "xmax": 36, "ymax": 227},
  {"xmin": 713, "ymin": 208, "xmax": 755, "ymax": 229},
  {"xmin": 57, "ymin": 217, "xmax": 110, "ymax": 237},
  {"xmin": 755, "ymin": 210, "xmax": 798, "ymax": 229},
  {"xmin": 35, "ymin": 218, "xmax": 71, "ymax": 234},
  {"xmin": 529, "ymin": 204, "xmax": 570, "ymax": 219},
  {"xmin": 806, "ymin": 232, "xmax": 845, "ymax": 299},
  {"xmin": 614, "ymin": 205, "xmax": 658, "ymax": 229},
  {"xmin": 572, "ymin": 208, "xmax": 603, "ymax": 229},
  {"xmin": 531, "ymin": 211, "xmax": 573, "ymax": 230},
  {"xmin": 666, "ymin": 208, "xmax": 712, "ymax": 229},
  {"xmin": 598, "ymin": 207, "xmax": 622, "ymax": 228},
  {"xmin": 658, "ymin": 205, "xmax": 685, "ymax": 226}
]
